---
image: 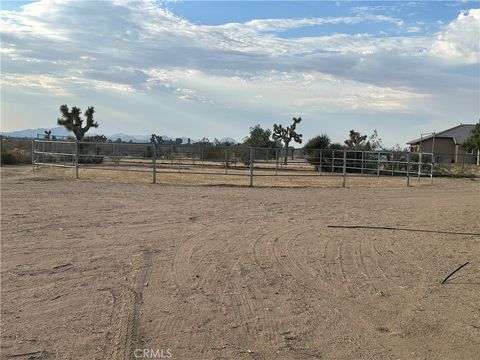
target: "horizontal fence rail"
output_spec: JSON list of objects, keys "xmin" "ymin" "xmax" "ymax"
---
[{"xmin": 32, "ymin": 139, "xmax": 436, "ymax": 187}]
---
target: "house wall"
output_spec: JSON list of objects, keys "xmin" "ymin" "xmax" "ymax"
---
[
  {"xmin": 417, "ymin": 138, "xmax": 455, "ymax": 164},
  {"xmin": 410, "ymin": 138, "xmax": 477, "ymax": 164}
]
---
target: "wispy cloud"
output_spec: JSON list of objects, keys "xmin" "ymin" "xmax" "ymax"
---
[{"xmin": 1, "ymin": 1, "xmax": 478, "ymax": 145}]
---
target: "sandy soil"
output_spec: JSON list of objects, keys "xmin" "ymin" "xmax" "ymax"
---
[{"xmin": 1, "ymin": 167, "xmax": 479, "ymax": 359}]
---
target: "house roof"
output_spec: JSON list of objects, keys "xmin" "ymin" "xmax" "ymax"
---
[{"xmin": 407, "ymin": 124, "xmax": 476, "ymax": 145}]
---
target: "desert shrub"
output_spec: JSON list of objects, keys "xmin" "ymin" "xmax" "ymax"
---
[
  {"xmin": 434, "ymin": 164, "xmax": 479, "ymax": 178},
  {"xmin": 232, "ymin": 146, "xmax": 251, "ymax": 166},
  {"xmin": 1, "ymin": 148, "xmax": 32, "ymax": 165},
  {"xmin": 1, "ymin": 151, "xmax": 17, "ymax": 165},
  {"xmin": 304, "ymin": 135, "xmax": 330, "ymax": 170}
]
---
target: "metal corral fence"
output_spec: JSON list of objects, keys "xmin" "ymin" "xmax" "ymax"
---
[{"xmin": 32, "ymin": 139, "xmax": 435, "ymax": 187}]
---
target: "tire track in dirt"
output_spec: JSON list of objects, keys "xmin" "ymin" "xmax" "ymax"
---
[
  {"xmin": 269, "ymin": 226, "xmax": 371, "ymax": 351},
  {"xmin": 322, "ymin": 235, "xmax": 333, "ymax": 281},
  {"xmin": 267, "ymin": 225, "xmax": 387, "ymax": 354},
  {"xmin": 102, "ymin": 249, "xmax": 156, "ymax": 360},
  {"xmin": 355, "ymin": 237, "xmax": 371, "ymax": 279},
  {"xmin": 254, "ymin": 225, "xmax": 366, "ymax": 353},
  {"xmin": 371, "ymin": 237, "xmax": 392, "ymax": 281},
  {"xmin": 168, "ymin": 226, "xmax": 211, "ymax": 352},
  {"xmin": 172, "ymin": 224, "xmax": 211, "ymax": 295},
  {"xmin": 166, "ymin": 224, "xmax": 288, "ymax": 355},
  {"xmin": 102, "ymin": 286, "xmax": 140, "ymax": 360},
  {"xmin": 248, "ymin": 226, "xmax": 312, "ymax": 350},
  {"xmin": 200, "ymin": 225, "xmax": 281, "ymax": 354},
  {"xmin": 189, "ymin": 226, "xmax": 235, "ymax": 294},
  {"xmin": 167, "ymin": 223, "xmax": 243, "ymax": 355}
]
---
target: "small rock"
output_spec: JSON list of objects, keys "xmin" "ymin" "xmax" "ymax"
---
[{"xmin": 377, "ymin": 325, "xmax": 389, "ymax": 333}]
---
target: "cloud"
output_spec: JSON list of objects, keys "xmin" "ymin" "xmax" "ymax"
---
[
  {"xmin": 430, "ymin": 9, "xmax": 480, "ymax": 64},
  {"xmin": 214, "ymin": 13, "xmax": 404, "ymax": 34},
  {"xmin": 0, "ymin": 0, "xmax": 478, "ymax": 144},
  {"xmin": 407, "ymin": 26, "xmax": 422, "ymax": 33}
]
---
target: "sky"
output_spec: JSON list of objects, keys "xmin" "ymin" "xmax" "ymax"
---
[{"xmin": 1, "ymin": 0, "xmax": 479, "ymax": 147}]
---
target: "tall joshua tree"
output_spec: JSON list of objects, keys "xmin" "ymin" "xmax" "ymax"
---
[
  {"xmin": 57, "ymin": 104, "xmax": 98, "ymax": 141},
  {"xmin": 272, "ymin": 117, "xmax": 303, "ymax": 164},
  {"xmin": 344, "ymin": 130, "xmax": 368, "ymax": 150},
  {"xmin": 150, "ymin": 134, "xmax": 164, "ymax": 144}
]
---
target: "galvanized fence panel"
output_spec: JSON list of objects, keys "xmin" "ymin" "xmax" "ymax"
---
[{"xmin": 32, "ymin": 139, "xmax": 440, "ymax": 186}]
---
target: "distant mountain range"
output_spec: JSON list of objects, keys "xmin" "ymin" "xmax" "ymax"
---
[{"xmin": 1, "ymin": 127, "xmax": 238, "ymax": 144}]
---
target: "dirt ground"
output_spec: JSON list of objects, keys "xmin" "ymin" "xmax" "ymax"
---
[{"xmin": 1, "ymin": 166, "xmax": 479, "ymax": 359}]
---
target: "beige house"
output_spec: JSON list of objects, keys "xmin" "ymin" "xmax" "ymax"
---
[{"xmin": 407, "ymin": 124, "xmax": 477, "ymax": 164}]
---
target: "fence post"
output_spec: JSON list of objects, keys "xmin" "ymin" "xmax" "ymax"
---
[
  {"xmin": 361, "ymin": 151, "xmax": 364, "ymax": 175},
  {"xmin": 152, "ymin": 142, "xmax": 157, "ymax": 184},
  {"xmin": 332, "ymin": 150, "xmax": 335, "ymax": 173},
  {"xmin": 225, "ymin": 148, "xmax": 228, "ymax": 175},
  {"xmin": 430, "ymin": 162, "xmax": 434, "ymax": 184},
  {"xmin": 342, "ymin": 150, "xmax": 347, "ymax": 188},
  {"xmin": 391, "ymin": 153, "xmax": 394, "ymax": 176},
  {"xmin": 319, "ymin": 150, "xmax": 322, "ymax": 175},
  {"xmin": 377, "ymin": 151, "xmax": 380, "ymax": 176},
  {"xmin": 406, "ymin": 152, "xmax": 410, "ymax": 187},
  {"xmin": 74, "ymin": 140, "xmax": 79, "ymax": 179},
  {"xmin": 249, "ymin": 147, "xmax": 254, "ymax": 187},
  {"xmin": 275, "ymin": 148, "xmax": 278, "ymax": 175},
  {"xmin": 178, "ymin": 146, "xmax": 181, "ymax": 173},
  {"xmin": 31, "ymin": 140, "xmax": 35, "ymax": 171},
  {"xmin": 418, "ymin": 152, "xmax": 422, "ymax": 181}
]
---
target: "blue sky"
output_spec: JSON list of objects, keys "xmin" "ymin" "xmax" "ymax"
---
[{"xmin": 1, "ymin": 1, "xmax": 479, "ymax": 146}]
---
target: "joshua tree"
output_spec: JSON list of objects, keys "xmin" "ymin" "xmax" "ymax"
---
[
  {"xmin": 57, "ymin": 105, "xmax": 98, "ymax": 141},
  {"xmin": 150, "ymin": 134, "xmax": 164, "ymax": 144},
  {"xmin": 272, "ymin": 117, "xmax": 303, "ymax": 164},
  {"xmin": 344, "ymin": 129, "xmax": 383, "ymax": 151},
  {"xmin": 344, "ymin": 130, "xmax": 368, "ymax": 150}
]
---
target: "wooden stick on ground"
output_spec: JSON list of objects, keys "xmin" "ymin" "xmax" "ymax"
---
[
  {"xmin": 441, "ymin": 262, "xmax": 470, "ymax": 285},
  {"xmin": 327, "ymin": 225, "xmax": 480, "ymax": 236}
]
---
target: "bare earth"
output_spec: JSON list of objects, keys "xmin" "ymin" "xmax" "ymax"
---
[{"xmin": 1, "ymin": 167, "xmax": 479, "ymax": 359}]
